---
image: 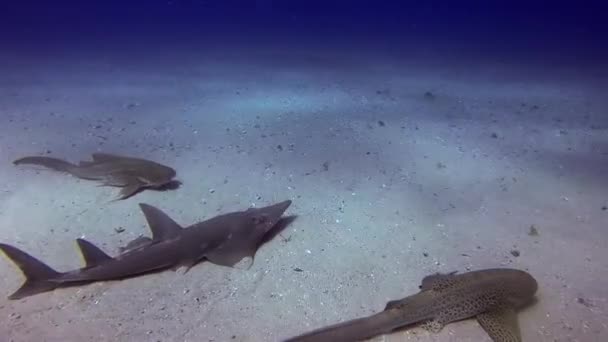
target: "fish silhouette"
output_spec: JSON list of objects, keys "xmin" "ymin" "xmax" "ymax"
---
[
  {"xmin": 284, "ymin": 268, "xmax": 538, "ymax": 342},
  {"xmin": 13, "ymin": 152, "xmax": 177, "ymax": 199},
  {"xmin": 0, "ymin": 200, "xmax": 292, "ymax": 299}
]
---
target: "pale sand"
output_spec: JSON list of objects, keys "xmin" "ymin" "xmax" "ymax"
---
[{"xmin": 0, "ymin": 40, "xmax": 606, "ymax": 341}]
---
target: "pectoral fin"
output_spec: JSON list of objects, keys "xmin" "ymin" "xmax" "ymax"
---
[
  {"xmin": 176, "ymin": 246, "xmax": 209, "ymax": 274},
  {"xmin": 116, "ymin": 183, "xmax": 143, "ymax": 200},
  {"xmin": 180, "ymin": 260, "xmax": 198, "ymax": 274},
  {"xmin": 476, "ymin": 306, "xmax": 521, "ymax": 342},
  {"xmin": 205, "ymin": 243, "xmax": 256, "ymax": 269}
]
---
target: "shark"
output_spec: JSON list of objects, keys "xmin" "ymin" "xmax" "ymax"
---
[
  {"xmin": 13, "ymin": 152, "xmax": 177, "ymax": 199},
  {"xmin": 284, "ymin": 268, "xmax": 538, "ymax": 342},
  {"xmin": 0, "ymin": 200, "xmax": 292, "ymax": 300}
]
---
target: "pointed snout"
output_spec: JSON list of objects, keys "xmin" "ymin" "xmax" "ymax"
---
[
  {"xmin": 268, "ymin": 200, "xmax": 292, "ymax": 217},
  {"xmin": 258, "ymin": 200, "xmax": 292, "ymax": 224}
]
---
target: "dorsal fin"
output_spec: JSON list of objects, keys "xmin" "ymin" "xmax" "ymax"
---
[
  {"xmin": 138, "ymin": 203, "xmax": 182, "ymax": 241},
  {"xmin": 76, "ymin": 238, "xmax": 113, "ymax": 267},
  {"xmin": 420, "ymin": 271, "xmax": 458, "ymax": 291}
]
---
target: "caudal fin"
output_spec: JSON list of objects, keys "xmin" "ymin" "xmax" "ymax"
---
[
  {"xmin": 0, "ymin": 243, "xmax": 62, "ymax": 300},
  {"xmin": 283, "ymin": 310, "xmax": 403, "ymax": 342},
  {"xmin": 13, "ymin": 156, "xmax": 76, "ymax": 172}
]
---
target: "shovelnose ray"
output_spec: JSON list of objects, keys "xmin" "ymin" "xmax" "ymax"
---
[
  {"xmin": 284, "ymin": 268, "xmax": 538, "ymax": 342},
  {"xmin": 13, "ymin": 152, "xmax": 177, "ymax": 200},
  {"xmin": 0, "ymin": 200, "xmax": 292, "ymax": 300}
]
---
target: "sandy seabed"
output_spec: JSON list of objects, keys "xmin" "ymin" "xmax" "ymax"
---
[{"xmin": 0, "ymin": 40, "xmax": 606, "ymax": 341}]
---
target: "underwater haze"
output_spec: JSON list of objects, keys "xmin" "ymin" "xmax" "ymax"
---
[{"xmin": 0, "ymin": 1, "xmax": 607, "ymax": 341}]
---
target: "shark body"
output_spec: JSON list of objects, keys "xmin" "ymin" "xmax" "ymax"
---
[
  {"xmin": 13, "ymin": 152, "xmax": 177, "ymax": 199},
  {"xmin": 285, "ymin": 268, "xmax": 538, "ymax": 342},
  {"xmin": 0, "ymin": 200, "xmax": 292, "ymax": 300}
]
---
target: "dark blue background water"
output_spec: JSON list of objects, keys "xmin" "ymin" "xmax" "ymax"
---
[{"xmin": 1, "ymin": 1, "xmax": 606, "ymax": 65}]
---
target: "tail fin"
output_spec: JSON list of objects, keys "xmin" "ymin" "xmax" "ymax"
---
[
  {"xmin": 13, "ymin": 156, "xmax": 76, "ymax": 172},
  {"xmin": 283, "ymin": 310, "xmax": 403, "ymax": 342},
  {"xmin": 0, "ymin": 243, "xmax": 62, "ymax": 300}
]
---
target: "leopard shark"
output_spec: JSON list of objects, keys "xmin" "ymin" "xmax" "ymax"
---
[
  {"xmin": 0, "ymin": 200, "xmax": 292, "ymax": 299},
  {"xmin": 284, "ymin": 268, "xmax": 538, "ymax": 342}
]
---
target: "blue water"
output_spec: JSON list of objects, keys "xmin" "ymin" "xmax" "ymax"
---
[{"xmin": 1, "ymin": 1, "xmax": 606, "ymax": 63}]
